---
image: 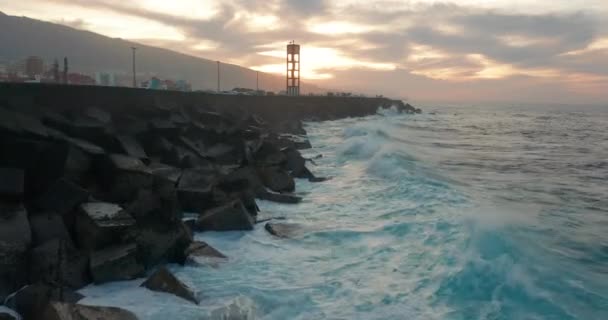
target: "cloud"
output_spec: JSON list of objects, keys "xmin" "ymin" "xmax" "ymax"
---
[{"xmin": 2, "ymin": 0, "xmax": 607, "ymax": 103}]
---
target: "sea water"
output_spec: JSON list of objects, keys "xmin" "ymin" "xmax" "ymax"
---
[{"xmin": 80, "ymin": 104, "xmax": 608, "ymax": 319}]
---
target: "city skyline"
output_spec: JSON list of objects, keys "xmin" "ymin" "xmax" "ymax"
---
[{"xmin": 1, "ymin": 0, "xmax": 607, "ymax": 104}]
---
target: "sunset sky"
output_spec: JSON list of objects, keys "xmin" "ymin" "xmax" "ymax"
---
[{"xmin": 2, "ymin": 0, "xmax": 607, "ymax": 104}]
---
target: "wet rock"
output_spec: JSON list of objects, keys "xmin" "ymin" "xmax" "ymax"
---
[
  {"xmin": 141, "ymin": 267, "xmax": 198, "ymax": 304},
  {"xmin": 177, "ymin": 168, "xmax": 218, "ymax": 212},
  {"xmin": 217, "ymin": 166, "xmax": 264, "ymax": 194},
  {"xmin": 0, "ymin": 168, "xmax": 24, "ymax": 201},
  {"xmin": 0, "ymin": 203, "xmax": 31, "ymax": 301},
  {"xmin": 41, "ymin": 302, "xmax": 138, "ymax": 320},
  {"xmin": 258, "ymin": 167, "xmax": 295, "ymax": 193},
  {"xmin": 254, "ymin": 141, "xmax": 286, "ymax": 166},
  {"xmin": 5, "ymin": 284, "xmax": 84, "ymax": 320},
  {"xmin": 196, "ymin": 200, "xmax": 254, "ymax": 231},
  {"xmin": 282, "ymin": 147, "xmax": 307, "ymax": 178},
  {"xmin": 75, "ymin": 202, "xmax": 135, "ymax": 251},
  {"xmin": 29, "ymin": 239, "xmax": 89, "ymax": 289},
  {"xmin": 265, "ymin": 222, "xmax": 304, "ymax": 238},
  {"xmin": 89, "ymin": 243, "xmax": 144, "ymax": 284},
  {"xmin": 133, "ymin": 221, "xmax": 192, "ymax": 268},
  {"xmin": 29, "ymin": 213, "xmax": 72, "ymax": 245},
  {"xmin": 257, "ymin": 191, "xmax": 302, "ymax": 204},
  {"xmin": 185, "ymin": 241, "xmax": 226, "ymax": 259},
  {"xmin": 115, "ymin": 135, "xmax": 148, "ymax": 161}
]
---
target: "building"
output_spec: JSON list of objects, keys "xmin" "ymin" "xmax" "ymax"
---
[{"xmin": 25, "ymin": 56, "xmax": 44, "ymax": 78}]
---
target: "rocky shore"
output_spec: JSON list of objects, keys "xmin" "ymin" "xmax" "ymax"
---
[{"xmin": 0, "ymin": 91, "xmax": 419, "ymax": 320}]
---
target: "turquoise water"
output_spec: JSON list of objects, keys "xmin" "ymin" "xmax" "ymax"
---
[{"xmin": 81, "ymin": 105, "xmax": 608, "ymax": 319}]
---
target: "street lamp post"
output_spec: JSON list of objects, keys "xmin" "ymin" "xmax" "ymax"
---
[
  {"xmin": 131, "ymin": 47, "xmax": 137, "ymax": 88},
  {"xmin": 217, "ymin": 61, "xmax": 220, "ymax": 93}
]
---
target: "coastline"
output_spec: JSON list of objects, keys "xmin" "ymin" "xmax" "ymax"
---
[{"xmin": 0, "ymin": 84, "xmax": 418, "ymax": 319}]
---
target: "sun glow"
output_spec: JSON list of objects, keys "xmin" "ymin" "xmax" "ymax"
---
[{"xmin": 253, "ymin": 46, "xmax": 396, "ymax": 79}]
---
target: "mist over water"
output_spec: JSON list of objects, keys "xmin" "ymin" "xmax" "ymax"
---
[{"xmin": 81, "ymin": 104, "xmax": 608, "ymax": 319}]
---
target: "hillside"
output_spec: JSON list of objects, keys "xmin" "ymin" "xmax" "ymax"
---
[{"xmin": 0, "ymin": 12, "xmax": 321, "ymax": 93}]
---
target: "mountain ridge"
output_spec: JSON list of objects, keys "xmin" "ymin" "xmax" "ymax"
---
[{"xmin": 0, "ymin": 12, "xmax": 323, "ymax": 93}]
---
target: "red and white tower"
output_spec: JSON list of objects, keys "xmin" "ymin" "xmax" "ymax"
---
[{"xmin": 286, "ymin": 41, "xmax": 300, "ymax": 96}]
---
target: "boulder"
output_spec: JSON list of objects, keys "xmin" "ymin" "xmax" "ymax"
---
[
  {"xmin": 115, "ymin": 135, "xmax": 148, "ymax": 161},
  {"xmin": 196, "ymin": 200, "xmax": 254, "ymax": 231},
  {"xmin": 258, "ymin": 167, "xmax": 295, "ymax": 193},
  {"xmin": 33, "ymin": 178, "xmax": 90, "ymax": 217},
  {"xmin": 4, "ymin": 284, "xmax": 84, "ymax": 320},
  {"xmin": 0, "ymin": 203, "xmax": 31, "ymax": 301},
  {"xmin": 265, "ymin": 222, "xmax": 304, "ymax": 238},
  {"xmin": 96, "ymin": 154, "xmax": 154, "ymax": 202},
  {"xmin": 133, "ymin": 221, "xmax": 192, "ymax": 268},
  {"xmin": 282, "ymin": 147, "xmax": 308, "ymax": 178},
  {"xmin": 0, "ymin": 168, "xmax": 24, "ymax": 200},
  {"xmin": 257, "ymin": 191, "xmax": 302, "ymax": 204},
  {"xmin": 29, "ymin": 239, "xmax": 90, "ymax": 289},
  {"xmin": 29, "ymin": 213, "xmax": 72, "ymax": 246},
  {"xmin": 89, "ymin": 243, "xmax": 144, "ymax": 284},
  {"xmin": 141, "ymin": 267, "xmax": 198, "ymax": 304},
  {"xmin": 0, "ymin": 138, "xmax": 69, "ymax": 198},
  {"xmin": 184, "ymin": 241, "xmax": 226, "ymax": 259},
  {"xmin": 254, "ymin": 141, "xmax": 286, "ymax": 166},
  {"xmin": 0, "ymin": 311, "xmax": 17, "ymax": 320},
  {"xmin": 41, "ymin": 302, "xmax": 138, "ymax": 320},
  {"xmin": 75, "ymin": 202, "xmax": 135, "ymax": 251},
  {"xmin": 177, "ymin": 168, "xmax": 218, "ymax": 212}
]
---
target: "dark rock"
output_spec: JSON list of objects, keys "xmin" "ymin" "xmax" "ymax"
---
[
  {"xmin": 75, "ymin": 202, "xmax": 135, "ymax": 251},
  {"xmin": 89, "ymin": 243, "xmax": 144, "ymax": 284},
  {"xmin": 148, "ymin": 118, "xmax": 180, "ymax": 137},
  {"xmin": 83, "ymin": 107, "xmax": 112, "ymax": 124},
  {"xmin": 185, "ymin": 241, "xmax": 226, "ymax": 259},
  {"xmin": 177, "ymin": 168, "xmax": 218, "ymax": 212},
  {"xmin": 196, "ymin": 200, "xmax": 254, "ymax": 231},
  {"xmin": 265, "ymin": 222, "xmax": 304, "ymax": 238},
  {"xmin": 0, "ymin": 168, "xmax": 24, "ymax": 201},
  {"xmin": 133, "ymin": 221, "xmax": 192, "ymax": 268},
  {"xmin": 257, "ymin": 191, "xmax": 302, "ymax": 204},
  {"xmin": 0, "ymin": 138, "xmax": 69, "ymax": 198},
  {"xmin": 217, "ymin": 166, "xmax": 264, "ymax": 194},
  {"xmin": 282, "ymin": 147, "xmax": 310, "ymax": 178},
  {"xmin": 0, "ymin": 203, "xmax": 31, "ymax": 301},
  {"xmin": 309, "ymin": 175, "xmax": 331, "ymax": 182},
  {"xmin": 147, "ymin": 162, "xmax": 182, "ymax": 185},
  {"xmin": 29, "ymin": 239, "xmax": 89, "ymax": 289},
  {"xmin": 29, "ymin": 213, "xmax": 72, "ymax": 245},
  {"xmin": 258, "ymin": 167, "xmax": 295, "ymax": 193},
  {"xmin": 141, "ymin": 267, "xmax": 198, "ymax": 304},
  {"xmin": 4, "ymin": 283, "xmax": 84, "ymax": 320},
  {"xmin": 96, "ymin": 154, "xmax": 154, "ymax": 202},
  {"xmin": 254, "ymin": 141, "xmax": 286, "ymax": 166},
  {"xmin": 33, "ymin": 178, "xmax": 90, "ymax": 216},
  {"xmin": 115, "ymin": 135, "xmax": 148, "ymax": 161},
  {"xmin": 0, "ymin": 311, "xmax": 17, "ymax": 320},
  {"xmin": 41, "ymin": 302, "xmax": 138, "ymax": 320}
]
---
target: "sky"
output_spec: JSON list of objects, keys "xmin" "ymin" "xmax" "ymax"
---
[{"xmin": 2, "ymin": 0, "xmax": 608, "ymax": 104}]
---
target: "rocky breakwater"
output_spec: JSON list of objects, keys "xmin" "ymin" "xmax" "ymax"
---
[{"xmin": 0, "ymin": 98, "xmax": 416, "ymax": 319}]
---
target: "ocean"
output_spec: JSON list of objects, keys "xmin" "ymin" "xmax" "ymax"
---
[{"xmin": 80, "ymin": 104, "xmax": 608, "ymax": 319}]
